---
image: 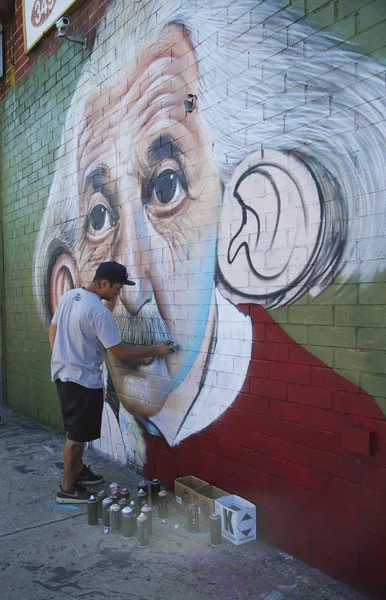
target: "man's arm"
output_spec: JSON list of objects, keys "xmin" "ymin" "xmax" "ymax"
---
[
  {"xmin": 49, "ymin": 323, "xmax": 57, "ymax": 351},
  {"xmin": 108, "ymin": 342, "xmax": 175, "ymax": 361}
]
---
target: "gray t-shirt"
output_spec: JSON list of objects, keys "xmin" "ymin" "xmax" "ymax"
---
[{"xmin": 51, "ymin": 288, "xmax": 121, "ymax": 389}]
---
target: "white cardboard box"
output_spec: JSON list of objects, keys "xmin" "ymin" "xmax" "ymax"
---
[{"xmin": 215, "ymin": 494, "xmax": 256, "ymax": 545}]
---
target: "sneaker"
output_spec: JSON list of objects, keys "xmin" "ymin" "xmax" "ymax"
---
[
  {"xmin": 76, "ymin": 464, "xmax": 104, "ymax": 486},
  {"xmin": 56, "ymin": 482, "xmax": 92, "ymax": 504}
]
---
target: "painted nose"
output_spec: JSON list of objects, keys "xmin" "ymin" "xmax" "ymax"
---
[
  {"xmin": 120, "ymin": 276, "xmax": 152, "ymax": 316},
  {"xmin": 115, "ymin": 190, "xmax": 153, "ymax": 315}
]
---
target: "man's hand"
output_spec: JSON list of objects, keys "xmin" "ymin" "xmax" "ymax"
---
[
  {"xmin": 109, "ymin": 340, "xmax": 179, "ymax": 361},
  {"xmin": 153, "ymin": 341, "xmax": 179, "ymax": 357}
]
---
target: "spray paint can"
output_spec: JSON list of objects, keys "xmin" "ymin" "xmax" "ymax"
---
[
  {"xmin": 102, "ymin": 497, "xmax": 113, "ymax": 529},
  {"xmin": 110, "ymin": 490, "xmax": 121, "ymax": 503},
  {"xmin": 130, "ymin": 498, "xmax": 139, "ymax": 517},
  {"xmin": 158, "ymin": 490, "xmax": 168, "ymax": 519},
  {"xmin": 121, "ymin": 506, "xmax": 136, "ymax": 538},
  {"xmin": 87, "ymin": 495, "xmax": 99, "ymax": 527},
  {"xmin": 109, "ymin": 482, "xmax": 119, "ymax": 492},
  {"xmin": 141, "ymin": 504, "xmax": 153, "ymax": 536},
  {"xmin": 118, "ymin": 498, "xmax": 129, "ymax": 511},
  {"xmin": 150, "ymin": 479, "xmax": 161, "ymax": 505},
  {"xmin": 109, "ymin": 503, "xmax": 122, "ymax": 533},
  {"xmin": 137, "ymin": 488, "xmax": 147, "ymax": 510},
  {"xmin": 120, "ymin": 488, "xmax": 130, "ymax": 502},
  {"xmin": 129, "ymin": 500, "xmax": 138, "ymax": 532},
  {"xmin": 97, "ymin": 490, "xmax": 107, "ymax": 519},
  {"xmin": 137, "ymin": 512, "xmax": 149, "ymax": 547},
  {"xmin": 210, "ymin": 513, "xmax": 222, "ymax": 546},
  {"xmin": 138, "ymin": 480, "xmax": 149, "ymax": 504},
  {"xmin": 187, "ymin": 503, "xmax": 199, "ymax": 533}
]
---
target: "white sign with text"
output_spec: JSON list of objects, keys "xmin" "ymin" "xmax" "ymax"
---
[{"xmin": 23, "ymin": 0, "xmax": 80, "ymax": 53}]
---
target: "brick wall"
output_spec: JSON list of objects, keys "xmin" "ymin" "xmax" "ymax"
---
[{"xmin": 1, "ymin": 1, "xmax": 386, "ymax": 597}]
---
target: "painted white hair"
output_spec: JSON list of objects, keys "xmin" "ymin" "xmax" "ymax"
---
[{"xmin": 34, "ymin": 0, "xmax": 386, "ymax": 320}]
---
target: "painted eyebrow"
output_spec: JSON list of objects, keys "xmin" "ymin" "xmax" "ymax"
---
[
  {"xmin": 84, "ymin": 163, "xmax": 110, "ymax": 190},
  {"xmin": 148, "ymin": 135, "xmax": 182, "ymax": 164}
]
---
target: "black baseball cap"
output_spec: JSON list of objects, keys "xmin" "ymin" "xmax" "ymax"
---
[{"xmin": 95, "ymin": 262, "xmax": 135, "ymax": 285}]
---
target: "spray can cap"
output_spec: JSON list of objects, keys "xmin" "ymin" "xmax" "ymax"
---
[
  {"xmin": 122, "ymin": 506, "xmax": 133, "ymax": 516},
  {"xmin": 137, "ymin": 512, "xmax": 147, "ymax": 523}
]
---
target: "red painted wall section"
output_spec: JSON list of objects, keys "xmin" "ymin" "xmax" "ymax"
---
[{"xmin": 144, "ymin": 305, "xmax": 386, "ymax": 598}]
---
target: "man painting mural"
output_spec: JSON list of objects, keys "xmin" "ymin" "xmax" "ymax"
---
[{"xmin": 34, "ymin": 0, "xmax": 385, "ymax": 470}]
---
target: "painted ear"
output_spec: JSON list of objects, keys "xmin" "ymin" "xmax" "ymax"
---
[
  {"xmin": 217, "ymin": 150, "xmax": 346, "ymax": 308},
  {"xmin": 50, "ymin": 253, "xmax": 79, "ymax": 315}
]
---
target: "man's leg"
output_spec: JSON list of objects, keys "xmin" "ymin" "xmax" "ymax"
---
[{"xmin": 62, "ymin": 434, "xmax": 84, "ymax": 491}]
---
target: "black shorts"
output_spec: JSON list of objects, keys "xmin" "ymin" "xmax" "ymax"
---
[{"xmin": 55, "ymin": 380, "xmax": 104, "ymax": 443}]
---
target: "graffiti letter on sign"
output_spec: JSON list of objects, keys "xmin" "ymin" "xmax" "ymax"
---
[{"xmin": 223, "ymin": 508, "xmax": 234, "ymax": 535}]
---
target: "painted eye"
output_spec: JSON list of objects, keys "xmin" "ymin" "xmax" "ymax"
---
[
  {"xmin": 153, "ymin": 169, "xmax": 183, "ymax": 204},
  {"xmin": 88, "ymin": 203, "xmax": 116, "ymax": 234}
]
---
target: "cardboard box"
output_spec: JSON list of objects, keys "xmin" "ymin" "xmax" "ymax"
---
[
  {"xmin": 215, "ymin": 494, "xmax": 256, "ymax": 545},
  {"xmin": 174, "ymin": 476, "xmax": 209, "ymax": 512},
  {"xmin": 192, "ymin": 485, "xmax": 231, "ymax": 528}
]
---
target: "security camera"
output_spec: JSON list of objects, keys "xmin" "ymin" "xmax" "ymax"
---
[
  {"xmin": 184, "ymin": 94, "xmax": 197, "ymax": 113},
  {"xmin": 55, "ymin": 15, "xmax": 87, "ymax": 48},
  {"xmin": 55, "ymin": 16, "xmax": 71, "ymax": 36}
]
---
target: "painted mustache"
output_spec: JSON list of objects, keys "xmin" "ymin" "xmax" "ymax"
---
[{"xmin": 115, "ymin": 304, "xmax": 171, "ymax": 347}]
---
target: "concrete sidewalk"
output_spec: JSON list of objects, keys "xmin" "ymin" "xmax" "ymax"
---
[{"xmin": 0, "ymin": 406, "xmax": 371, "ymax": 600}]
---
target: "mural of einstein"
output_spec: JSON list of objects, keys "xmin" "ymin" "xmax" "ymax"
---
[{"xmin": 34, "ymin": 0, "xmax": 386, "ymax": 466}]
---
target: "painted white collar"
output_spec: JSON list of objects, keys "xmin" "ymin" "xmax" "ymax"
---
[{"xmin": 150, "ymin": 288, "xmax": 252, "ymax": 446}]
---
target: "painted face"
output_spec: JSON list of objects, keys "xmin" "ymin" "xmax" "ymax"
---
[{"xmin": 76, "ymin": 25, "xmax": 222, "ymax": 417}]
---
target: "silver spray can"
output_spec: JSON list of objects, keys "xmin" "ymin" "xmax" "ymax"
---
[
  {"xmin": 97, "ymin": 490, "xmax": 107, "ymax": 519},
  {"xmin": 141, "ymin": 504, "xmax": 153, "ymax": 536},
  {"xmin": 210, "ymin": 513, "xmax": 222, "ymax": 546},
  {"xmin": 109, "ymin": 503, "xmax": 122, "ymax": 533},
  {"xmin": 87, "ymin": 495, "xmax": 99, "ymax": 527},
  {"xmin": 137, "ymin": 487, "xmax": 147, "ymax": 510},
  {"xmin": 129, "ymin": 500, "xmax": 138, "ymax": 532},
  {"xmin": 137, "ymin": 512, "xmax": 149, "ymax": 547},
  {"xmin": 121, "ymin": 506, "xmax": 136, "ymax": 538},
  {"xmin": 138, "ymin": 480, "xmax": 149, "ymax": 505},
  {"xmin": 102, "ymin": 497, "xmax": 113, "ymax": 529},
  {"xmin": 187, "ymin": 503, "xmax": 199, "ymax": 533}
]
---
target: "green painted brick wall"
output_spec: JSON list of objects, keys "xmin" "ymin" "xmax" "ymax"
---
[{"xmin": 0, "ymin": 41, "xmax": 89, "ymax": 429}]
